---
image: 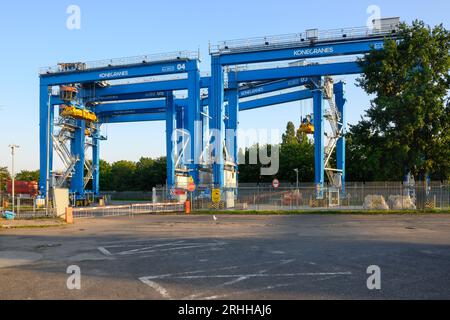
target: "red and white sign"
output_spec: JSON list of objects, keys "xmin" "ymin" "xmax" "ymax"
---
[
  {"xmin": 174, "ymin": 189, "xmax": 186, "ymax": 196},
  {"xmin": 272, "ymin": 179, "xmax": 280, "ymax": 189},
  {"xmin": 187, "ymin": 182, "xmax": 196, "ymax": 192}
]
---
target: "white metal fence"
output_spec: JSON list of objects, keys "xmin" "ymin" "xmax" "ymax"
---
[{"xmin": 72, "ymin": 202, "xmax": 184, "ymax": 219}]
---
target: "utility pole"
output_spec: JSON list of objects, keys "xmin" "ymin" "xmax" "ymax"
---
[
  {"xmin": 9, "ymin": 145, "xmax": 19, "ymax": 213},
  {"xmin": 293, "ymin": 168, "xmax": 299, "ymax": 190}
]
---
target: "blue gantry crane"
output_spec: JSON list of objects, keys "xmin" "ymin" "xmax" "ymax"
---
[
  {"xmin": 38, "ymin": 18, "xmax": 400, "ymax": 204},
  {"xmin": 208, "ymin": 17, "xmax": 400, "ymax": 198}
]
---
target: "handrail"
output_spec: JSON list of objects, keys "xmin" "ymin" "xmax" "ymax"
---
[
  {"xmin": 40, "ymin": 51, "xmax": 199, "ymax": 75},
  {"xmin": 210, "ymin": 25, "xmax": 399, "ymax": 55}
]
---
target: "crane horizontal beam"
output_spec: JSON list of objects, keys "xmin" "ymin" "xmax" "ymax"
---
[
  {"xmin": 98, "ymin": 87, "xmax": 314, "ymax": 123},
  {"xmin": 40, "ymin": 60, "xmax": 199, "ymax": 86},
  {"xmin": 217, "ymin": 39, "xmax": 384, "ymax": 65},
  {"xmin": 240, "ymin": 89, "xmax": 313, "ymax": 111},
  {"xmin": 235, "ymin": 61, "xmax": 360, "ymax": 82}
]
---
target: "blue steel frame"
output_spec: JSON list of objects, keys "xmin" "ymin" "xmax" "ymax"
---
[
  {"xmin": 39, "ymin": 31, "xmax": 391, "ymax": 201},
  {"xmin": 209, "ymin": 36, "xmax": 387, "ymax": 195},
  {"xmin": 39, "ymin": 58, "xmax": 201, "ymax": 199}
]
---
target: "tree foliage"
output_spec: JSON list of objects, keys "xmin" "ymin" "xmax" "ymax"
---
[
  {"xmin": 0, "ymin": 167, "xmax": 10, "ymax": 191},
  {"xmin": 351, "ymin": 20, "xmax": 450, "ymax": 181},
  {"xmin": 15, "ymin": 170, "xmax": 40, "ymax": 182},
  {"xmin": 99, "ymin": 157, "xmax": 167, "ymax": 191},
  {"xmin": 238, "ymin": 121, "xmax": 315, "ymax": 183}
]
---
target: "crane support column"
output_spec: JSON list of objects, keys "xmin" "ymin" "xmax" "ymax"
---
[
  {"xmin": 335, "ymin": 81, "xmax": 346, "ymax": 195},
  {"xmin": 226, "ymin": 80, "xmax": 239, "ymax": 166},
  {"xmin": 166, "ymin": 94, "xmax": 176, "ymax": 191},
  {"xmin": 210, "ymin": 56, "xmax": 225, "ymax": 188},
  {"xmin": 187, "ymin": 67, "xmax": 202, "ymax": 184},
  {"xmin": 313, "ymin": 80, "xmax": 325, "ymax": 199},
  {"xmin": 39, "ymin": 85, "xmax": 54, "ymax": 196},
  {"xmin": 92, "ymin": 126, "xmax": 100, "ymax": 196},
  {"xmin": 71, "ymin": 120, "xmax": 86, "ymax": 198}
]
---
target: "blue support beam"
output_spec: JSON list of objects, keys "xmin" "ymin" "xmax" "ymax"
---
[
  {"xmin": 210, "ymin": 56, "xmax": 225, "ymax": 188},
  {"xmin": 226, "ymin": 88, "xmax": 239, "ymax": 165},
  {"xmin": 217, "ymin": 39, "xmax": 385, "ymax": 65},
  {"xmin": 240, "ymin": 89, "xmax": 313, "ymax": 111},
  {"xmin": 238, "ymin": 77, "xmax": 311, "ymax": 99},
  {"xmin": 85, "ymin": 79, "xmax": 190, "ymax": 98},
  {"xmin": 40, "ymin": 60, "xmax": 198, "ymax": 86},
  {"xmin": 87, "ymin": 91, "xmax": 167, "ymax": 103},
  {"xmin": 166, "ymin": 94, "xmax": 176, "ymax": 191},
  {"xmin": 92, "ymin": 124, "xmax": 100, "ymax": 196},
  {"xmin": 187, "ymin": 66, "xmax": 202, "ymax": 184},
  {"xmin": 313, "ymin": 81, "xmax": 325, "ymax": 199},
  {"xmin": 235, "ymin": 62, "xmax": 361, "ymax": 83},
  {"xmin": 95, "ymin": 100, "xmax": 166, "ymax": 117},
  {"xmin": 99, "ymin": 113, "xmax": 166, "ymax": 124},
  {"xmin": 335, "ymin": 81, "xmax": 347, "ymax": 195},
  {"xmin": 39, "ymin": 85, "xmax": 53, "ymax": 196},
  {"xmin": 71, "ymin": 119, "xmax": 86, "ymax": 198},
  {"xmin": 97, "ymin": 88, "xmax": 315, "ymax": 124}
]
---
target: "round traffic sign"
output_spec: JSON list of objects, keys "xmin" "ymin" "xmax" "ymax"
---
[
  {"xmin": 272, "ymin": 179, "xmax": 280, "ymax": 189},
  {"xmin": 188, "ymin": 182, "xmax": 196, "ymax": 192}
]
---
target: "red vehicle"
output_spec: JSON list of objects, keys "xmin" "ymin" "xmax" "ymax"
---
[{"xmin": 7, "ymin": 181, "xmax": 38, "ymax": 197}]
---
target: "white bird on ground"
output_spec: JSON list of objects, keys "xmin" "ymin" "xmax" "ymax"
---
[{"xmin": 213, "ymin": 215, "xmax": 218, "ymax": 222}]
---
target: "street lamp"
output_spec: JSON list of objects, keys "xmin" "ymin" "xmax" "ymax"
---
[
  {"xmin": 293, "ymin": 168, "xmax": 299, "ymax": 190},
  {"xmin": 9, "ymin": 145, "xmax": 19, "ymax": 213}
]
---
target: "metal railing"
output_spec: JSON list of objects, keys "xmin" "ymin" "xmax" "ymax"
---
[
  {"xmin": 40, "ymin": 51, "xmax": 200, "ymax": 75},
  {"xmin": 72, "ymin": 202, "xmax": 184, "ymax": 219},
  {"xmin": 0, "ymin": 195, "xmax": 56, "ymax": 219},
  {"xmin": 188, "ymin": 182, "xmax": 449, "ymax": 212},
  {"xmin": 210, "ymin": 25, "xmax": 398, "ymax": 55}
]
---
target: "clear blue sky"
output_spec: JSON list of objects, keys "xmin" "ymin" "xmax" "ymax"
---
[{"xmin": 0, "ymin": 0, "xmax": 448, "ymax": 172}]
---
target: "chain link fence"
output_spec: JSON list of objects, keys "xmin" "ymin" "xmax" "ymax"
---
[{"xmin": 188, "ymin": 182, "xmax": 449, "ymax": 212}]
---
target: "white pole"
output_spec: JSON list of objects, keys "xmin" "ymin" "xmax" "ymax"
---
[
  {"xmin": 9, "ymin": 145, "xmax": 19, "ymax": 213},
  {"xmin": 46, "ymin": 93, "xmax": 51, "ymax": 216}
]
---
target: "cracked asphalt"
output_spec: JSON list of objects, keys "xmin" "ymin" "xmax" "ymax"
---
[{"xmin": 1, "ymin": 214, "xmax": 450, "ymax": 300}]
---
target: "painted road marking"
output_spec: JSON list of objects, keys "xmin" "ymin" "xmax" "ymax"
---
[
  {"xmin": 97, "ymin": 240, "xmax": 227, "ymax": 257},
  {"xmin": 97, "ymin": 247, "xmax": 113, "ymax": 256},
  {"xmin": 139, "ymin": 258, "xmax": 352, "ymax": 300},
  {"xmin": 139, "ymin": 278, "xmax": 171, "ymax": 299}
]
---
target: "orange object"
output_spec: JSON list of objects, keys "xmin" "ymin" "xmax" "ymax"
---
[
  {"xmin": 65, "ymin": 207, "xmax": 74, "ymax": 224},
  {"xmin": 60, "ymin": 86, "xmax": 78, "ymax": 93},
  {"xmin": 185, "ymin": 200, "xmax": 191, "ymax": 214}
]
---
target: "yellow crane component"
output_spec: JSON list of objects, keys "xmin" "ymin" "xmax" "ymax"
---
[
  {"xmin": 299, "ymin": 115, "xmax": 315, "ymax": 135},
  {"xmin": 60, "ymin": 105, "xmax": 98, "ymax": 122}
]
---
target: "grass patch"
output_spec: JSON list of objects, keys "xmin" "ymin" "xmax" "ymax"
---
[
  {"xmin": 0, "ymin": 224, "xmax": 66, "ymax": 230},
  {"xmin": 191, "ymin": 209, "xmax": 450, "ymax": 215}
]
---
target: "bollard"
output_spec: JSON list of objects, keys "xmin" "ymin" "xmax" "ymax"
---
[
  {"xmin": 185, "ymin": 200, "xmax": 191, "ymax": 215},
  {"xmin": 65, "ymin": 207, "xmax": 74, "ymax": 224}
]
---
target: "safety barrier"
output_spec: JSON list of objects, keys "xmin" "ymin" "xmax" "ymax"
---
[{"xmin": 72, "ymin": 202, "xmax": 184, "ymax": 219}]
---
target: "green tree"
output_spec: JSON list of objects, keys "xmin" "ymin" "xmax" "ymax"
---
[
  {"xmin": 0, "ymin": 167, "xmax": 10, "ymax": 192},
  {"xmin": 353, "ymin": 20, "xmax": 450, "ymax": 181},
  {"xmin": 99, "ymin": 160, "xmax": 112, "ymax": 191},
  {"xmin": 135, "ymin": 157, "xmax": 167, "ymax": 191},
  {"xmin": 282, "ymin": 122, "xmax": 298, "ymax": 145},
  {"xmin": 110, "ymin": 160, "xmax": 137, "ymax": 191},
  {"xmin": 15, "ymin": 170, "xmax": 40, "ymax": 182}
]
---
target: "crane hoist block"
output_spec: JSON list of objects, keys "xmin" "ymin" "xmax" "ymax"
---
[
  {"xmin": 299, "ymin": 115, "xmax": 315, "ymax": 135},
  {"xmin": 60, "ymin": 105, "xmax": 98, "ymax": 122}
]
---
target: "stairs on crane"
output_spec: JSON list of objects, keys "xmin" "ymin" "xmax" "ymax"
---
[{"xmin": 323, "ymin": 77, "xmax": 344, "ymax": 189}]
